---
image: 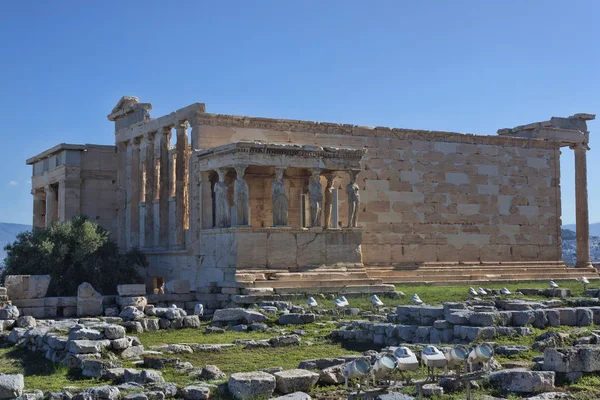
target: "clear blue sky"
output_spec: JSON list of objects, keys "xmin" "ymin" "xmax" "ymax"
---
[{"xmin": 1, "ymin": 1, "xmax": 599, "ymax": 226}]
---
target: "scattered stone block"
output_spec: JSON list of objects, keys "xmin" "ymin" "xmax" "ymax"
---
[
  {"xmin": 77, "ymin": 282, "xmax": 103, "ymax": 317},
  {"xmin": 213, "ymin": 308, "xmax": 267, "ymax": 324},
  {"xmin": 421, "ymin": 384, "xmax": 443, "ymax": 397},
  {"xmin": 5, "ymin": 275, "xmax": 50, "ymax": 299},
  {"xmin": 181, "ymin": 385, "xmax": 211, "ymax": 400},
  {"xmin": 489, "ymin": 368, "xmax": 555, "ymax": 393},
  {"xmin": 165, "ymin": 280, "xmax": 190, "ymax": 294},
  {"xmin": 228, "ymin": 371, "xmax": 276, "ymax": 400},
  {"xmin": 81, "ymin": 385, "xmax": 120, "ymax": 400},
  {"xmin": 278, "ymin": 314, "xmax": 316, "ymax": 325},
  {"xmin": 16, "ymin": 316, "xmax": 36, "ymax": 329},
  {"xmin": 0, "ymin": 306, "xmax": 19, "ymax": 320},
  {"xmin": 274, "ymin": 369, "xmax": 319, "ymax": 394},
  {"xmin": 270, "ymin": 392, "xmax": 312, "ymax": 400},
  {"xmin": 0, "ymin": 374, "xmax": 24, "ymax": 399},
  {"xmin": 544, "ymin": 345, "xmax": 600, "ymax": 373}
]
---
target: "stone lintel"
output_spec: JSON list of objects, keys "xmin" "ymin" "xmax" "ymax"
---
[{"xmin": 194, "ymin": 141, "xmax": 365, "ymax": 172}]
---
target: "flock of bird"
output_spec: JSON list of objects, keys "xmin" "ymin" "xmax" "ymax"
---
[{"xmin": 306, "ymin": 277, "xmax": 592, "ymax": 310}]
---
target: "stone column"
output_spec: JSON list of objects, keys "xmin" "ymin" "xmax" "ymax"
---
[
  {"xmin": 158, "ymin": 128, "xmax": 171, "ymax": 247},
  {"xmin": 332, "ymin": 188, "xmax": 339, "ymax": 228},
  {"xmin": 234, "ymin": 165, "xmax": 250, "ymax": 226},
  {"xmin": 32, "ymin": 189, "xmax": 45, "ymax": 228},
  {"xmin": 44, "ymin": 184, "xmax": 56, "ymax": 227},
  {"xmin": 130, "ymin": 138, "xmax": 141, "ymax": 248},
  {"xmin": 572, "ymin": 143, "xmax": 592, "ymax": 268},
  {"xmin": 272, "ymin": 167, "xmax": 288, "ymax": 226},
  {"xmin": 175, "ymin": 121, "xmax": 189, "ymax": 248},
  {"xmin": 346, "ymin": 170, "xmax": 360, "ymax": 228},
  {"xmin": 116, "ymin": 141, "xmax": 128, "ymax": 248},
  {"xmin": 215, "ymin": 168, "xmax": 231, "ymax": 228},
  {"xmin": 323, "ymin": 174, "xmax": 335, "ymax": 229},
  {"xmin": 144, "ymin": 132, "xmax": 156, "ymax": 247},
  {"xmin": 308, "ymin": 169, "xmax": 323, "ymax": 227}
]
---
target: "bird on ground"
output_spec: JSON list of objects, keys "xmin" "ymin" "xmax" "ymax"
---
[
  {"xmin": 477, "ymin": 287, "xmax": 487, "ymax": 296},
  {"xmin": 412, "ymin": 294, "xmax": 423, "ymax": 305},
  {"xmin": 335, "ymin": 296, "xmax": 349, "ymax": 308},
  {"xmin": 169, "ymin": 304, "xmax": 178, "ymax": 309},
  {"xmin": 469, "ymin": 287, "xmax": 478, "ymax": 296},
  {"xmin": 577, "ymin": 277, "xmax": 590, "ymax": 290},
  {"xmin": 194, "ymin": 303, "xmax": 204, "ymax": 316},
  {"xmin": 307, "ymin": 297, "xmax": 318, "ymax": 309},
  {"xmin": 549, "ymin": 280, "xmax": 559, "ymax": 289},
  {"xmin": 370, "ymin": 294, "xmax": 384, "ymax": 310},
  {"xmin": 500, "ymin": 287, "xmax": 511, "ymax": 295}
]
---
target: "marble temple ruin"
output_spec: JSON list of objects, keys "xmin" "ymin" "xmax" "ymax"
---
[{"xmin": 26, "ymin": 97, "xmax": 598, "ymax": 296}]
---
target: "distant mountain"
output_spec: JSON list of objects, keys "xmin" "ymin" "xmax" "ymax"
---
[
  {"xmin": 561, "ymin": 228, "xmax": 600, "ymax": 266},
  {"xmin": 563, "ymin": 223, "xmax": 600, "ymax": 238},
  {"xmin": 0, "ymin": 223, "xmax": 31, "ymax": 266}
]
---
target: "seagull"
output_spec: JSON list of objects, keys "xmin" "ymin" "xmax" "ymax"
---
[
  {"xmin": 194, "ymin": 303, "xmax": 204, "ymax": 316},
  {"xmin": 577, "ymin": 277, "xmax": 590, "ymax": 290},
  {"xmin": 340, "ymin": 296, "xmax": 349, "ymax": 306},
  {"xmin": 412, "ymin": 294, "xmax": 423, "ymax": 305},
  {"xmin": 169, "ymin": 304, "xmax": 178, "ymax": 309},
  {"xmin": 335, "ymin": 296, "xmax": 349, "ymax": 308},
  {"xmin": 500, "ymin": 287, "xmax": 511, "ymax": 295},
  {"xmin": 307, "ymin": 297, "xmax": 318, "ymax": 309},
  {"xmin": 370, "ymin": 294, "xmax": 384, "ymax": 310},
  {"xmin": 549, "ymin": 280, "xmax": 559, "ymax": 289},
  {"xmin": 469, "ymin": 287, "xmax": 478, "ymax": 296},
  {"xmin": 477, "ymin": 287, "xmax": 487, "ymax": 296}
]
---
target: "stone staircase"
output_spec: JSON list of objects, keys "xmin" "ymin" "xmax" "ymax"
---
[{"xmin": 366, "ymin": 261, "xmax": 600, "ymax": 285}]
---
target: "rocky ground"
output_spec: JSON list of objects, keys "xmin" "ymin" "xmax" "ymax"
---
[{"xmin": 0, "ymin": 281, "xmax": 599, "ymax": 399}]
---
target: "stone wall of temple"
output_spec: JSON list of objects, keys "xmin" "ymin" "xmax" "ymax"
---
[{"xmin": 191, "ymin": 117, "xmax": 562, "ymax": 266}]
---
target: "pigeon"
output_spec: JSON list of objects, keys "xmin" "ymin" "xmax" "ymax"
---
[
  {"xmin": 549, "ymin": 280, "xmax": 559, "ymax": 289},
  {"xmin": 477, "ymin": 287, "xmax": 487, "ymax": 296},
  {"xmin": 469, "ymin": 287, "xmax": 478, "ymax": 296},
  {"xmin": 307, "ymin": 297, "xmax": 318, "ymax": 308},
  {"xmin": 412, "ymin": 294, "xmax": 423, "ymax": 305},
  {"xmin": 500, "ymin": 287, "xmax": 511, "ymax": 295},
  {"xmin": 335, "ymin": 296, "xmax": 349, "ymax": 308},
  {"xmin": 194, "ymin": 303, "xmax": 204, "ymax": 316},
  {"xmin": 370, "ymin": 294, "xmax": 384, "ymax": 307}
]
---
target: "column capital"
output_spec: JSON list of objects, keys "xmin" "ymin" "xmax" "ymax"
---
[
  {"xmin": 569, "ymin": 142, "xmax": 591, "ymax": 151},
  {"xmin": 145, "ymin": 131, "xmax": 156, "ymax": 142},
  {"xmin": 274, "ymin": 167, "xmax": 286, "ymax": 180},
  {"xmin": 175, "ymin": 120, "xmax": 189, "ymax": 130},
  {"xmin": 234, "ymin": 165, "xmax": 248, "ymax": 177},
  {"xmin": 217, "ymin": 167, "xmax": 229, "ymax": 181}
]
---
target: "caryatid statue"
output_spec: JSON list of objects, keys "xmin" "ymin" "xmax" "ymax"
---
[
  {"xmin": 215, "ymin": 168, "xmax": 231, "ymax": 228},
  {"xmin": 323, "ymin": 174, "xmax": 335, "ymax": 229},
  {"xmin": 272, "ymin": 167, "xmax": 288, "ymax": 226},
  {"xmin": 234, "ymin": 165, "xmax": 249, "ymax": 226},
  {"xmin": 308, "ymin": 169, "xmax": 323, "ymax": 227},
  {"xmin": 346, "ymin": 170, "xmax": 360, "ymax": 228}
]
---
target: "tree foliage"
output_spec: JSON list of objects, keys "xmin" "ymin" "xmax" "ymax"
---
[{"xmin": 2, "ymin": 216, "xmax": 147, "ymax": 296}]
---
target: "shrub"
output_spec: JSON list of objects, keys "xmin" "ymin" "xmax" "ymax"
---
[{"xmin": 2, "ymin": 216, "xmax": 147, "ymax": 296}]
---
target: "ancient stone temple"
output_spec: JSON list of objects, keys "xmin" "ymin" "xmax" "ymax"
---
[{"xmin": 27, "ymin": 97, "xmax": 598, "ymax": 295}]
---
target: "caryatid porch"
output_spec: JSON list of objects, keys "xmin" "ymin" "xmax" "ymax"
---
[{"xmin": 192, "ymin": 142, "xmax": 368, "ymax": 274}]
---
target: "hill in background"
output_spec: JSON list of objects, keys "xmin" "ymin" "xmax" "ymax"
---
[
  {"xmin": 0, "ymin": 222, "xmax": 31, "ymax": 265},
  {"xmin": 563, "ymin": 222, "xmax": 600, "ymax": 237}
]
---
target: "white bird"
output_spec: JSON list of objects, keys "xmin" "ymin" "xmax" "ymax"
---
[
  {"xmin": 577, "ymin": 277, "xmax": 590, "ymax": 290},
  {"xmin": 370, "ymin": 294, "xmax": 384, "ymax": 308},
  {"xmin": 469, "ymin": 287, "xmax": 477, "ymax": 296},
  {"xmin": 412, "ymin": 294, "xmax": 423, "ymax": 305},
  {"xmin": 169, "ymin": 304, "xmax": 178, "ymax": 309},
  {"xmin": 500, "ymin": 287, "xmax": 511, "ymax": 295},
  {"xmin": 307, "ymin": 297, "xmax": 318, "ymax": 308},
  {"xmin": 549, "ymin": 280, "xmax": 559, "ymax": 289},
  {"xmin": 477, "ymin": 287, "xmax": 487, "ymax": 296},
  {"xmin": 340, "ymin": 296, "xmax": 349, "ymax": 306},
  {"xmin": 194, "ymin": 303, "xmax": 204, "ymax": 316},
  {"xmin": 335, "ymin": 296, "xmax": 349, "ymax": 308}
]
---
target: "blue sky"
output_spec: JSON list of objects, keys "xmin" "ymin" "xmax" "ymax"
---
[{"xmin": 0, "ymin": 1, "xmax": 599, "ymax": 225}]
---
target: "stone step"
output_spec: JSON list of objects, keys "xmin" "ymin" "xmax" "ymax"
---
[
  {"xmin": 248, "ymin": 277, "xmax": 385, "ymax": 289},
  {"xmin": 367, "ymin": 268, "xmax": 579, "ymax": 278},
  {"xmin": 272, "ymin": 284, "xmax": 396, "ymax": 295}
]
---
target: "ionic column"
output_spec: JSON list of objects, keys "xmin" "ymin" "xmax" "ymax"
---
[
  {"xmin": 323, "ymin": 174, "xmax": 335, "ymax": 229},
  {"xmin": 44, "ymin": 184, "xmax": 56, "ymax": 227},
  {"xmin": 234, "ymin": 165, "xmax": 249, "ymax": 226},
  {"xmin": 144, "ymin": 132, "xmax": 156, "ymax": 247},
  {"xmin": 215, "ymin": 167, "xmax": 231, "ymax": 228},
  {"xmin": 130, "ymin": 138, "xmax": 141, "ymax": 248},
  {"xmin": 175, "ymin": 121, "xmax": 189, "ymax": 248},
  {"xmin": 32, "ymin": 189, "xmax": 45, "ymax": 228},
  {"xmin": 158, "ymin": 128, "xmax": 171, "ymax": 247},
  {"xmin": 116, "ymin": 141, "xmax": 128, "ymax": 248},
  {"xmin": 572, "ymin": 143, "xmax": 592, "ymax": 268}
]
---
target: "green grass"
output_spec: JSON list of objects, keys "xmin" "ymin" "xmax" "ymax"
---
[{"xmin": 0, "ymin": 347, "xmax": 103, "ymax": 392}]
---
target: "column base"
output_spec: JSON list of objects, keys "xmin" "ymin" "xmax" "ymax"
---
[{"xmin": 574, "ymin": 261, "xmax": 594, "ymax": 269}]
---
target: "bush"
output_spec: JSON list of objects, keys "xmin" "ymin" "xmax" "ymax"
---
[{"xmin": 2, "ymin": 216, "xmax": 147, "ymax": 296}]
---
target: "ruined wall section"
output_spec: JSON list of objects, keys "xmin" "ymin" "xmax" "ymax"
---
[
  {"xmin": 192, "ymin": 115, "xmax": 562, "ymax": 266},
  {"xmin": 80, "ymin": 145, "xmax": 119, "ymax": 237}
]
